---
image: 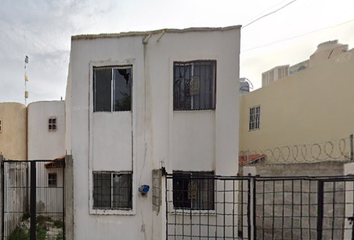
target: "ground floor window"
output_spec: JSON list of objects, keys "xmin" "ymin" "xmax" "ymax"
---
[
  {"xmin": 93, "ymin": 171, "xmax": 132, "ymax": 210},
  {"xmin": 48, "ymin": 173, "xmax": 57, "ymax": 187},
  {"xmin": 173, "ymin": 171, "xmax": 214, "ymax": 210}
]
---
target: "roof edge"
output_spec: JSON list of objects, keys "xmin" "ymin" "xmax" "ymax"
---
[{"xmin": 72, "ymin": 25, "xmax": 242, "ymax": 41}]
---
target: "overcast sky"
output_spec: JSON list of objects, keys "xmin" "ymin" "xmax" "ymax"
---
[{"xmin": 1, "ymin": 0, "xmax": 353, "ymax": 104}]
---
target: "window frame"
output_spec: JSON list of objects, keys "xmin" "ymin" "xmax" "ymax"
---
[
  {"xmin": 93, "ymin": 65, "xmax": 133, "ymax": 113},
  {"xmin": 48, "ymin": 117, "xmax": 57, "ymax": 132},
  {"xmin": 0, "ymin": 119, "xmax": 2, "ymax": 133},
  {"xmin": 249, "ymin": 106, "xmax": 261, "ymax": 131},
  {"xmin": 92, "ymin": 171, "xmax": 133, "ymax": 211},
  {"xmin": 173, "ymin": 60, "xmax": 216, "ymax": 111},
  {"xmin": 48, "ymin": 173, "xmax": 57, "ymax": 187},
  {"xmin": 172, "ymin": 171, "xmax": 215, "ymax": 211}
]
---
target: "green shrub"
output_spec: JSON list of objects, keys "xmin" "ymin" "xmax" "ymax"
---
[
  {"xmin": 36, "ymin": 215, "xmax": 53, "ymax": 225},
  {"xmin": 8, "ymin": 227, "xmax": 29, "ymax": 240},
  {"xmin": 21, "ymin": 213, "xmax": 31, "ymax": 221},
  {"xmin": 54, "ymin": 220, "xmax": 63, "ymax": 229}
]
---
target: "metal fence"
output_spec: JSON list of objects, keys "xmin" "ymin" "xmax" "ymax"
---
[
  {"xmin": 165, "ymin": 173, "xmax": 354, "ymax": 240},
  {"xmin": 2, "ymin": 160, "xmax": 65, "ymax": 240}
]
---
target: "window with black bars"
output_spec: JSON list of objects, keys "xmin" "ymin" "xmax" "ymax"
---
[
  {"xmin": 48, "ymin": 117, "xmax": 57, "ymax": 131},
  {"xmin": 0, "ymin": 119, "xmax": 2, "ymax": 133},
  {"xmin": 173, "ymin": 60, "xmax": 216, "ymax": 111},
  {"xmin": 93, "ymin": 172, "xmax": 132, "ymax": 210},
  {"xmin": 249, "ymin": 106, "xmax": 260, "ymax": 130},
  {"xmin": 172, "ymin": 171, "xmax": 214, "ymax": 210}
]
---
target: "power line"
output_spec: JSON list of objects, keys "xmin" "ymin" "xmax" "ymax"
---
[
  {"xmin": 242, "ymin": 18, "xmax": 354, "ymax": 52},
  {"xmin": 242, "ymin": 0, "xmax": 298, "ymax": 29}
]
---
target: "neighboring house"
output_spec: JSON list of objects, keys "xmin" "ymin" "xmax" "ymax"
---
[
  {"xmin": 27, "ymin": 101, "xmax": 65, "ymax": 218},
  {"xmin": 261, "ymin": 40, "xmax": 348, "ymax": 87},
  {"xmin": 0, "ymin": 102, "xmax": 27, "ymax": 160},
  {"xmin": 240, "ymin": 43, "xmax": 354, "ymax": 157},
  {"xmin": 65, "ymin": 26, "xmax": 240, "ymax": 240}
]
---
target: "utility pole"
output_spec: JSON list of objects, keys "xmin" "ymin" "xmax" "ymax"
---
[{"xmin": 24, "ymin": 55, "xmax": 29, "ymax": 105}]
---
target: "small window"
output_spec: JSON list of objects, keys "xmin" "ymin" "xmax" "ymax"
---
[
  {"xmin": 0, "ymin": 119, "xmax": 2, "ymax": 133},
  {"xmin": 93, "ymin": 172, "xmax": 132, "ymax": 210},
  {"xmin": 48, "ymin": 117, "xmax": 57, "ymax": 132},
  {"xmin": 249, "ymin": 106, "xmax": 260, "ymax": 131},
  {"xmin": 93, "ymin": 66, "xmax": 132, "ymax": 112},
  {"xmin": 173, "ymin": 171, "xmax": 214, "ymax": 210},
  {"xmin": 173, "ymin": 60, "xmax": 216, "ymax": 110},
  {"xmin": 48, "ymin": 173, "xmax": 57, "ymax": 187}
]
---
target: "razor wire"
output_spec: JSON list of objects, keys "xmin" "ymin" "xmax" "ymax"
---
[{"xmin": 240, "ymin": 137, "xmax": 352, "ymax": 165}]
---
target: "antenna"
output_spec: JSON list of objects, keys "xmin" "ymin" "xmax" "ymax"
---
[{"xmin": 24, "ymin": 55, "xmax": 29, "ymax": 105}]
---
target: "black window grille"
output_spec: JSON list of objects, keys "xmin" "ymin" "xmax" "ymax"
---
[
  {"xmin": 172, "ymin": 171, "xmax": 214, "ymax": 210},
  {"xmin": 249, "ymin": 106, "xmax": 260, "ymax": 130},
  {"xmin": 48, "ymin": 117, "xmax": 57, "ymax": 131},
  {"xmin": 93, "ymin": 171, "xmax": 132, "ymax": 210},
  {"xmin": 93, "ymin": 66, "xmax": 132, "ymax": 112},
  {"xmin": 173, "ymin": 60, "xmax": 216, "ymax": 111}
]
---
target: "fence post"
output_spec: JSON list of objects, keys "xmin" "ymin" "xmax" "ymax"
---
[
  {"xmin": 317, "ymin": 180, "xmax": 324, "ymax": 240},
  {"xmin": 30, "ymin": 161, "xmax": 36, "ymax": 240},
  {"xmin": 65, "ymin": 155, "xmax": 74, "ymax": 240},
  {"xmin": 0, "ymin": 155, "xmax": 3, "ymax": 240},
  {"xmin": 350, "ymin": 134, "xmax": 353, "ymax": 161}
]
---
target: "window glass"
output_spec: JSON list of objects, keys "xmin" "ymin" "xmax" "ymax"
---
[
  {"xmin": 113, "ymin": 173, "xmax": 132, "ymax": 209},
  {"xmin": 113, "ymin": 68, "xmax": 132, "ymax": 111},
  {"xmin": 93, "ymin": 68, "xmax": 112, "ymax": 112},
  {"xmin": 249, "ymin": 106, "xmax": 261, "ymax": 131}
]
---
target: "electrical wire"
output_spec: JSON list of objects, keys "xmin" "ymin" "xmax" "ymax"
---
[
  {"xmin": 242, "ymin": 0, "xmax": 298, "ymax": 29},
  {"xmin": 242, "ymin": 18, "xmax": 354, "ymax": 52}
]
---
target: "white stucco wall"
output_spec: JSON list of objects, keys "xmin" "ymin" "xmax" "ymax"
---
[{"xmin": 67, "ymin": 26, "xmax": 240, "ymax": 240}]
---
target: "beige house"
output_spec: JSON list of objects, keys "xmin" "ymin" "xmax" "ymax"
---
[
  {"xmin": 0, "ymin": 102, "xmax": 27, "ymax": 160},
  {"xmin": 240, "ymin": 43, "xmax": 354, "ymax": 161}
]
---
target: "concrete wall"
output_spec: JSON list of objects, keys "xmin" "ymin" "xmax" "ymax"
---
[
  {"xmin": 244, "ymin": 162, "xmax": 347, "ymax": 240},
  {"xmin": 240, "ymin": 48, "xmax": 354, "ymax": 154},
  {"xmin": 0, "ymin": 102, "xmax": 27, "ymax": 160},
  {"xmin": 66, "ymin": 26, "xmax": 240, "ymax": 240}
]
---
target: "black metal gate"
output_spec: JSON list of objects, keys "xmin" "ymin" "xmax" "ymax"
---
[
  {"xmin": 2, "ymin": 160, "xmax": 65, "ymax": 240},
  {"xmin": 165, "ymin": 173, "xmax": 354, "ymax": 240}
]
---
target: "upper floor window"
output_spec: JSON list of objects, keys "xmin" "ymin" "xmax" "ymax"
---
[
  {"xmin": 173, "ymin": 60, "xmax": 216, "ymax": 111},
  {"xmin": 0, "ymin": 119, "xmax": 2, "ymax": 133},
  {"xmin": 93, "ymin": 66, "xmax": 132, "ymax": 112},
  {"xmin": 48, "ymin": 117, "xmax": 57, "ymax": 132},
  {"xmin": 249, "ymin": 106, "xmax": 260, "ymax": 131}
]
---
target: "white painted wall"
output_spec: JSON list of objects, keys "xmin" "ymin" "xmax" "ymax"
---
[
  {"xmin": 28, "ymin": 101, "xmax": 65, "ymax": 218},
  {"xmin": 28, "ymin": 101, "xmax": 65, "ymax": 160},
  {"xmin": 66, "ymin": 26, "xmax": 240, "ymax": 240}
]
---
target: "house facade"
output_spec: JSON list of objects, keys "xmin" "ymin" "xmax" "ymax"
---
[
  {"xmin": 0, "ymin": 102, "xmax": 27, "ymax": 160},
  {"xmin": 65, "ymin": 26, "xmax": 240, "ymax": 239},
  {"xmin": 240, "ymin": 44, "xmax": 354, "ymax": 159}
]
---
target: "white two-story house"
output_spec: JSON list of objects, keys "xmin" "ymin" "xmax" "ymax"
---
[{"xmin": 65, "ymin": 26, "xmax": 240, "ymax": 240}]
